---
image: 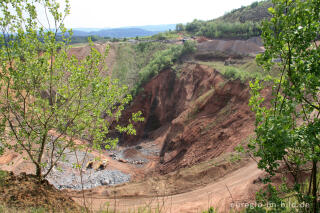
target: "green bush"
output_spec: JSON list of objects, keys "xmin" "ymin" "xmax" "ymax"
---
[
  {"xmin": 112, "ymin": 42, "xmax": 169, "ymax": 88},
  {"xmin": 138, "ymin": 45, "xmax": 183, "ymax": 84},
  {"xmin": 223, "ymin": 66, "xmax": 264, "ymax": 82},
  {"xmin": 176, "ymin": 23, "xmax": 185, "ymax": 31},
  {"xmin": 185, "ymin": 19, "xmax": 204, "ymax": 33},
  {"xmin": 151, "ymin": 31, "xmax": 180, "ymax": 40},
  {"xmin": 198, "ymin": 21, "xmax": 261, "ymax": 39},
  {"xmin": 181, "ymin": 40, "xmax": 197, "ymax": 56},
  {"xmin": 175, "ymin": 1, "xmax": 273, "ymax": 39},
  {"xmin": 132, "ymin": 41, "xmax": 197, "ymax": 96},
  {"xmin": 250, "ymin": 1, "xmax": 259, "ymax": 8},
  {"xmin": 224, "ymin": 67, "xmax": 241, "ymax": 80},
  {"xmin": 0, "ymin": 170, "xmax": 7, "ymax": 187},
  {"xmin": 202, "ymin": 207, "xmax": 216, "ymax": 213}
]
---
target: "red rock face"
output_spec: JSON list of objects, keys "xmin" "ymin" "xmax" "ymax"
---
[{"xmin": 116, "ymin": 63, "xmax": 268, "ymax": 174}]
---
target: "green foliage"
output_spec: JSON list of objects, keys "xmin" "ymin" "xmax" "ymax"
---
[
  {"xmin": 250, "ymin": 2, "xmax": 259, "ymax": 9},
  {"xmin": 185, "ymin": 19, "xmax": 205, "ymax": 33},
  {"xmin": 224, "ymin": 66, "xmax": 262, "ymax": 82},
  {"xmin": 176, "ymin": 23, "xmax": 185, "ymax": 32},
  {"xmin": 0, "ymin": 0, "xmax": 143, "ymax": 179},
  {"xmin": 182, "ymin": 19, "xmax": 261, "ymax": 39},
  {"xmin": 138, "ymin": 45, "xmax": 182, "ymax": 84},
  {"xmin": 224, "ymin": 67, "xmax": 242, "ymax": 80},
  {"xmin": 151, "ymin": 31, "xmax": 180, "ymax": 40},
  {"xmin": 202, "ymin": 207, "xmax": 217, "ymax": 213},
  {"xmin": 132, "ymin": 40, "xmax": 196, "ymax": 96},
  {"xmin": 223, "ymin": 0, "xmax": 272, "ymax": 23},
  {"xmin": 177, "ymin": 1, "xmax": 273, "ymax": 39},
  {"xmin": 248, "ymin": 0, "xmax": 320, "ymax": 212},
  {"xmin": 0, "ymin": 170, "xmax": 7, "ymax": 187},
  {"xmin": 181, "ymin": 40, "xmax": 197, "ymax": 56},
  {"xmin": 199, "ymin": 21, "xmax": 261, "ymax": 39},
  {"xmin": 60, "ymin": 35, "xmax": 107, "ymax": 45},
  {"xmin": 111, "ymin": 38, "xmax": 120, "ymax": 42},
  {"xmin": 112, "ymin": 42, "xmax": 170, "ymax": 88}
]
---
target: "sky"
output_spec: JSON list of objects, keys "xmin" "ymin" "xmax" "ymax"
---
[{"xmin": 54, "ymin": 0, "xmax": 262, "ymax": 29}]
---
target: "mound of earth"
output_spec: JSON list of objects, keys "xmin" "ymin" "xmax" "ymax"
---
[
  {"xmin": 195, "ymin": 38, "xmax": 265, "ymax": 60},
  {"xmin": 67, "ymin": 43, "xmax": 116, "ymax": 76},
  {"xmin": 0, "ymin": 171, "xmax": 81, "ymax": 212},
  {"xmin": 67, "ymin": 43, "xmax": 106, "ymax": 60}
]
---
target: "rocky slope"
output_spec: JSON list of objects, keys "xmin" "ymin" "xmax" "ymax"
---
[{"xmin": 117, "ymin": 62, "xmax": 259, "ymax": 174}]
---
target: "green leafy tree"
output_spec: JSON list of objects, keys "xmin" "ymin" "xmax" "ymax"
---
[
  {"xmin": 0, "ymin": 0, "xmax": 143, "ymax": 180},
  {"xmin": 185, "ymin": 19, "xmax": 203, "ymax": 33},
  {"xmin": 175, "ymin": 23, "xmax": 185, "ymax": 32},
  {"xmin": 249, "ymin": 0, "xmax": 320, "ymax": 212}
]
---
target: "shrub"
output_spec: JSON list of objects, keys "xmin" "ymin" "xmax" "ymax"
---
[
  {"xmin": 250, "ymin": 1, "xmax": 259, "ymax": 8},
  {"xmin": 202, "ymin": 207, "xmax": 216, "ymax": 213},
  {"xmin": 181, "ymin": 40, "xmax": 197, "ymax": 56},
  {"xmin": 0, "ymin": 170, "xmax": 7, "ymax": 186},
  {"xmin": 131, "ymin": 40, "xmax": 196, "ymax": 96},
  {"xmin": 224, "ymin": 67, "xmax": 241, "ymax": 80}
]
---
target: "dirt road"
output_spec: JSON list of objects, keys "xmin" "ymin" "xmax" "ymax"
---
[{"xmin": 73, "ymin": 160, "xmax": 264, "ymax": 213}]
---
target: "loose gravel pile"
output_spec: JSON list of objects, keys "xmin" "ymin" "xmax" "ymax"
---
[{"xmin": 45, "ymin": 150, "xmax": 131, "ymax": 190}]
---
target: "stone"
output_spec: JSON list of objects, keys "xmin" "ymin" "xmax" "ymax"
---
[{"xmin": 118, "ymin": 158, "xmax": 127, "ymax": 163}]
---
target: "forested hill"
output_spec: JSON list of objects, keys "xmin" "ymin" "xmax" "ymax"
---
[
  {"xmin": 176, "ymin": 0, "xmax": 272, "ymax": 39},
  {"xmin": 218, "ymin": 0, "xmax": 272, "ymax": 23}
]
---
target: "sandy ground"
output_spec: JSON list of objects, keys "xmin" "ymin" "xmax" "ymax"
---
[{"xmin": 72, "ymin": 160, "xmax": 263, "ymax": 213}]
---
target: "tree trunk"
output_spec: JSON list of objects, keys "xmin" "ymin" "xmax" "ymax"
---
[
  {"xmin": 312, "ymin": 160, "xmax": 318, "ymax": 213},
  {"xmin": 36, "ymin": 165, "xmax": 42, "ymax": 180}
]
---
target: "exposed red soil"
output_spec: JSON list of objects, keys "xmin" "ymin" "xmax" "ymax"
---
[
  {"xmin": 159, "ymin": 79, "xmax": 255, "ymax": 174},
  {"xmin": 196, "ymin": 36, "xmax": 209, "ymax": 43},
  {"xmin": 118, "ymin": 62, "xmax": 262, "ymax": 175},
  {"xmin": 118, "ymin": 63, "xmax": 221, "ymax": 144},
  {"xmin": 0, "ymin": 171, "xmax": 81, "ymax": 212}
]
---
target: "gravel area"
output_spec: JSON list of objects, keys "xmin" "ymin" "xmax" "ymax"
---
[
  {"xmin": 44, "ymin": 149, "xmax": 130, "ymax": 190},
  {"xmin": 48, "ymin": 169, "xmax": 131, "ymax": 190}
]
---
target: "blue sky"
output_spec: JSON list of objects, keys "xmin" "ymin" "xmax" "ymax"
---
[{"xmin": 54, "ymin": 0, "xmax": 262, "ymax": 28}]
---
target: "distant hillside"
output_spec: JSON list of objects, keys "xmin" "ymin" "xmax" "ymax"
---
[
  {"xmin": 70, "ymin": 24, "xmax": 176, "ymax": 39},
  {"xmin": 72, "ymin": 28, "xmax": 158, "ymax": 38},
  {"xmin": 219, "ymin": 0, "xmax": 272, "ymax": 23},
  {"xmin": 177, "ymin": 0, "xmax": 272, "ymax": 39},
  {"xmin": 72, "ymin": 28, "xmax": 103, "ymax": 32},
  {"xmin": 132, "ymin": 24, "xmax": 176, "ymax": 32}
]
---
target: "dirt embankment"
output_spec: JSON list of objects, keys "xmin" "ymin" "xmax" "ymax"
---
[
  {"xmin": 195, "ymin": 37, "xmax": 265, "ymax": 60},
  {"xmin": 118, "ymin": 62, "xmax": 258, "ymax": 174},
  {"xmin": 68, "ymin": 42, "xmax": 117, "ymax": 76},
  {"xmin": 0, "ymin": 171, "xmax": 81, "ymax": 212}
]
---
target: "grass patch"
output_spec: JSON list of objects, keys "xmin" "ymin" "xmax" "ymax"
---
[
  {"xmin": 0, "ymin": 170, "xmax": 7, "ymax": 187},
  {"xmin": 111, "ymin": 42, "xmax": 171, "ymax": 88},
  {"xmin": 151, "ymin": 31, "xmax": 181, "ymax": 40},
  {"xmin": 197, "ymin": 58, "xmax": 278, "ymax": 82},
  {"xmin": 186, "ymin": 87, "xmax": 216, "ymax": 123},
  {"xmin": 197, "ymin": 87, "xmax": 215, "ymax": 104}
]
